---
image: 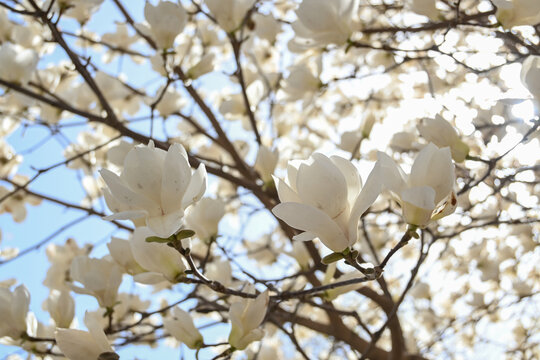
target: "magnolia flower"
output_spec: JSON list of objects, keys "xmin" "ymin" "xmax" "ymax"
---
[
  {"xmin": 377, "ymin": 143, "xmax": 456, "ymax": 228},
  {"xmin": 153, "ymin": 86, "xmax": 187, "ymax": 117},
  {"xmin": 409, "ymin": 0, "xmax": 440, "ymax": 21},
  {"xmin": 107, "ymin": 237, "xmax": 145, "ymax": 275},
  {"xmin": 144, "ymin": 1, "xmax": 187, "ymax": 49},
  {"xmin": 273, "ymin": 154, "xmax": 382, "ymax": 253},
  {"xmin": 417, "ymin": 116, "xmax": 469, "ymax": 162},
  {"xmin": 163, "ymin": 307, "xmax": 203, "ymax": 349},
  {"xmin": 520, "ymin": 55, "xmax": 540, "ymax": 103},
  {"xmin": 69, "ymin": 256, "xmax": 123, "ymax": 308},
  {"xmin": 55, "ymin": 311, "xmax": 116, "ymax": 360},
  {"xmin": 0, "ymin": 285, "xmax": 30, "ymax": 340},
  {"xmin": 130, "ymin": 227, "xmax": 187, "ymax": 284},
  {"xmin": 253, "ymin": 13, "xmax": 281, "ymax": 43},
  {"xmin": 254, "ymin": 146, "xmax": 279, "ymax": 183},
  {"xmin": 493, "ymin": 0, "xmax": 540, "ymax": 28},
  {"xmin": 186, "ymin": 53, "xmax": 215, "ymax": 79},
  {"xmin": 228, "ymin": 286, "xmax": 269, "ymax": 350},
  {"xmin": 183, "ymin": 197, "xmax": 225, "ymax": 243},
  {"xmin": 279, "ymin": 62, "xmax": 321, "ymax": 102},
  {"xmin": 100, "ymin": 141, "xmax": 207, "ymax": 238},
  {"xmin": 44, "ymin": 290, "xmax": 74, "ymax": 328},
  {"xmin": 0, "ymin": 42, "xmax": 38, "ymax": 85},
  {"xmin": 290, "ymin": 0, "xmax": 359, "ymax": 50},
  {"xmin": 205, "ymin": 0, "xmax": 256, "ymax": 33}
]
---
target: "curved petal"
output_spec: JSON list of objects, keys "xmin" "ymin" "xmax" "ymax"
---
[
  {"xmin": 348, "ymin": 162, "xmax": 383, "ymax": 246},
  {"xmin": 273, "ymin": 202, "xmax": 348, "ymax": 252},
  {"xmin": 55, "ymin": 328, "xmax": 102, "ymax": 360},
  {"xmin": 100, "ymin": 169, "xmax": 159, "ymax": 214},
  {"xmin": 146, "ymin": 210, "xmax": 184, "ymax": 238},
  {"xmin": 161, "ymin": 143, "xmax": 191, "ymax": 214},
  {"xmin": 293, "ymin": 231, "xmax": 317, "ymax": 241},
  {"xmin": 330, "ymin": 155, "xmax": 361, "ymax": 207},
  {"xmin": 409, "ymin": 143, "xmax": 438, "ymax": 187},
  {"xmin": 296, "ymin": 153, "xmax": 348, "ymax": 218},
  {"xmin": 375, "ymin": 152, "xmax": 407, "ymax": 194},
  {"xmin": 103, "ymin": 210, "xmax": 147, "ymax": 221},
  {"xmin": 181, "ymin": 164, "xmax": 207, "ymax": 208},
  {"xmin": 273, "ymin": 175, "xmax": 301, "ymax": 203},
  {"xmin": 121, "ymin": 145, "xmax": 166, "ymax": 205},
  {"xmin": 84, "ymin": 312, "xmax": 112, "ymax": 353}
]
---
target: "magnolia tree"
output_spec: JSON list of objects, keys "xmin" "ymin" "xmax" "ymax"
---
[{"xmin": 0, "ymin": 0, "xmax": 539, "ymax": 359}]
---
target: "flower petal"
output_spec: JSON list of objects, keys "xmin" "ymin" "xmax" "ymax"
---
[
  {"xmin": 181, "ymin": 164, "xmax": 207, "ymax": 208},
  {"xmin": 161, "ymin": 143, "xmax": 191, "ymax": 214},
  {"xmin": 273, "ymin": 202, "xmax": 348, "ymax": 252}
]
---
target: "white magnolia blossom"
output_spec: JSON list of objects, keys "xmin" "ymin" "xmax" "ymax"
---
[
  {"xmin": 228, "ymin": 286, "xmax": 269, "ymax": 350},
  {"xmin": 273, "ymin": 153, "xmax": 382, "ymax": 253},
  {"xmin": 205, "ymin": 0, "xmax": 256, "ymax": 33},
  {"xmin": 186, "ymin": 53, "xmax": 216, "ymax": 79},
  {"xmin": 409, "ymin": 0, "xmax": 439, "ymax": 21},
  {"xmin": 417, "ymin": 116, "xmax": 469, "ymax": 162},
  {"xmin": 69, "ymin": 256, "xmax": 123, "ymax": 308},
  {"xmin": 377, "ymin": 143, "xmax": 456, "ymax": 228},
  {"xmin": 59, "ymin": 0, "xmax": 104, "ymax": 23},
  {"xmin": 520, "ymin": 55, "xmax": 540, "ymax": 103},
  {"xmin": 493, "ymin": 0, "xmax": 540, "ymax": 28},
  {"xmin": 0, "ymin": 42, "xmax": 38, "ymax": 84},
  {"xmin": 183, "ymin": 197, "xmax": 225, "ymax": 243},
  {"xmin": 163, "ymin": 307, "xmax": 203, "ymax": 349},
  {"xmin": 106, "ymin": 237, "xmax": 145, "ymax": 275},
  {"xmin": 44, "ymin": 290, "xmax": 74, "ymax": 328},
  {"xmin": 290, "ymin": 0, "xmax": 359, "ymax": 50},
  {"xmin": 130, "ymin": 227, "xmax": 187, "ymax": 284},
  {"xmin": 254, "ymin": 145, "xmax": 279, "ymax": 183},
  {"xmin": 144, "ymin": 1, "xmax": 187, "ymax": 49},
  {"xmin": 0, "ymin": 285, "xmax": 30, "ymax": 340},
  {"xmin": 100, "ymin": 141, "xmax": 207, "ymax": 238},
  {"xmin": 55, "ymin": 311, "xmax": 116, "ymax": 360}
]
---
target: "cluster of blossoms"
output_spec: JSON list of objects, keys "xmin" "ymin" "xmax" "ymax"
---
[{"xmin": 0, "ymin": 0, "xmax": 539, "ymax": 359}]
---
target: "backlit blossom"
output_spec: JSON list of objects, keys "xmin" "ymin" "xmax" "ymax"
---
[
  {"xmin": 100, "ymin": 141, "xmax": 207, "ymax": 238},
  {"xmin": 377, "ymin": 143, "xmax": 456, "ymax": 228},
  {"xmin": 273, "ymin": 153, "xmax": 382, "ymax": 252}
]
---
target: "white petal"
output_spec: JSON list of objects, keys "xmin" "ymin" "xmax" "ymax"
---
[
  {"xmin": 161, "ymin": 143, "xmax": 191, "ymax": 214},
  {"xmin": 103, "ymin": 210, "xmax": 147, "ymax": 221},
  {"xmin": 375, "ymin": 152, "xmax": 407, "ymax": 194},
  {"xmin": 293, "ymin": 231, "xmax": 317, "ymax": 241},
  {"xmin": 296, "ymin": 153, "xmax": 348, "ymax": 218},
  {"xmin": 146, "ymin": 210, "xmax": 184, "ymax": 238},
  {"xmin": 348, "ymin": 163, "xmax": 383, "ymax": 246},
  {"xmin": 409, "ymin": 143, "xmax": 438, "ymax": 187},
  {"xmin": 121, "ymin": 145, "xmax": 165, "ymax": 205},
  {"xmin": 84, "ymin": 312, "xmax": 112, "ymax": 353},
  {"xmin": 100, "ymin": 169, "xmax": 159, "ymax": 214},
  {"xmin": 273, "ymin": 202, "xmax": 348, "ymax": 252},
  {"xmin": 55, "ymin": 329, "xmax": 102, "ymax": 360},
  {"xmin": 181, "ymin": 164, "xmax": 207, "ymax": 208},
  {"xmin": 330, "ymin": 155, "xmax": 361, "ymax": 207},
  {"xmin": 273, "ymin": 175, "xmax": 301, "ymax": 203},
  {"xmin": 131, "ymin": 227, "xmax": 186, "ymax": 282},
  {"xmin": 133, "ymin": 272, "xmax": 167, "ymax": 284}
]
